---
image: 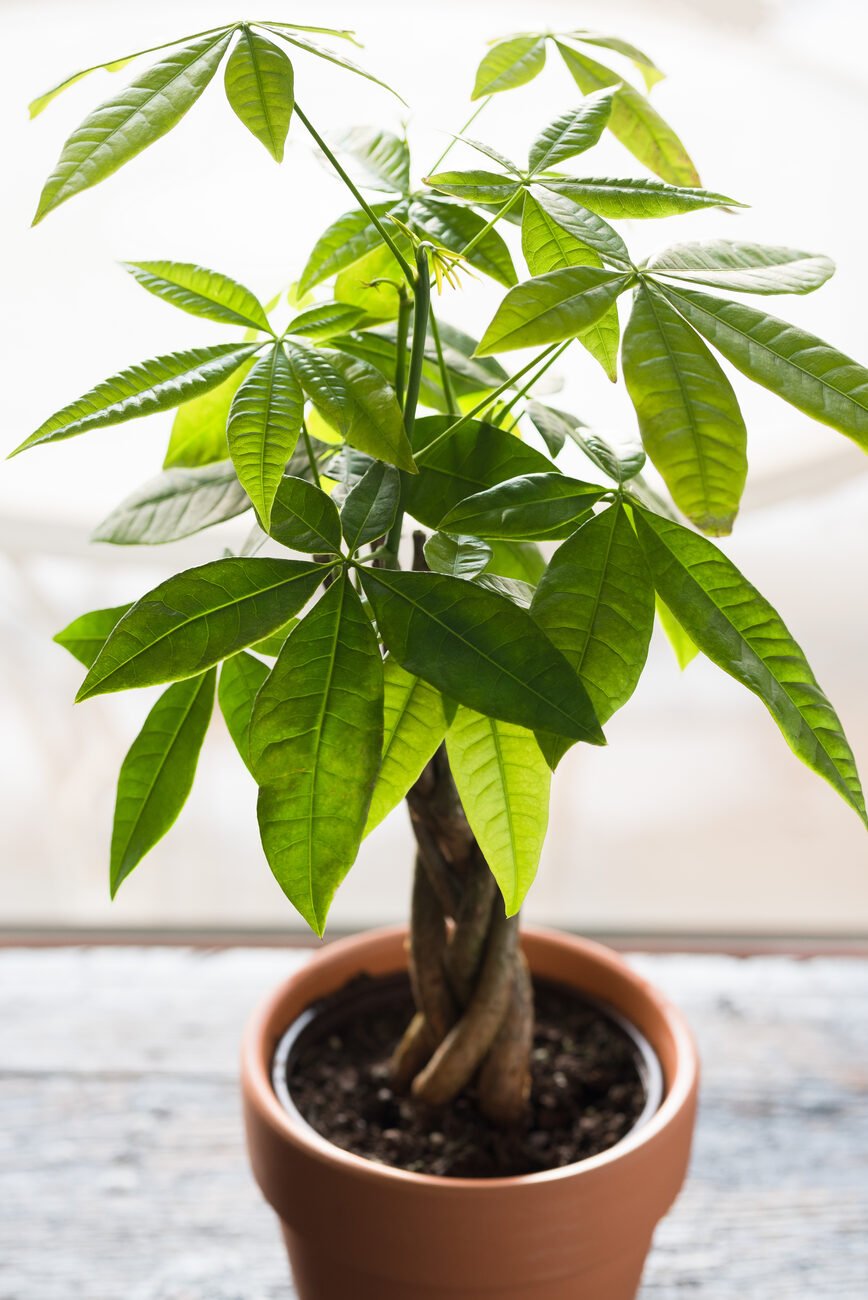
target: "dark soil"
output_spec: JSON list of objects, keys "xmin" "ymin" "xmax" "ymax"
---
[{"xmin": 284, "ymin": 974, "xmax": 648, "ymax": 1179}]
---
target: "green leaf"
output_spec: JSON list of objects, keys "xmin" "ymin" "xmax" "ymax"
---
[
  {"xmin": 54, "ymin": 605, "xmax": 132, "ymax": 667},
  {"xmin": 250, "ymin": 619, "xmax": 299, "ymax": 657},
  {"xmin": 622, "ymin": 284, "xmax": 747, "ymax": 535},
  {"xmin": 486, "ymin": 539, "xmax": 546, "ymax": 584},
  {"xmin": 409, "ymin": 197, "xmax": 517, "ymax": 287},
  {"xmin": 164, "ymin": 359, "xmax": 254, "ymax": 468},
  {"xmin": 440, "ymin": 473, "xmax": 605, "ymax": 540},
  {"xmin": 424, "ymin": 532, "xmax": 493, "ymax": 578},
  {"xmin": 218, "ymin": 651, "xmax": 270, "ymax": 772},
  {"xmin": 476, "ymin": 265, "xmax": 632, "ymax": 355},
  {"xmin": 472, "ymin": 35, "xmax": 546, "ymax": 98},
  {"xmin": 227, "ymin": 344, "xmax": 304, "ymax": 527},
  {"xmin": 110, "ymin": 669, "xmax": 215, "ymax": 895},
  {"xmin": 122, "ymin": 260, "xmax": 271, "ymax": 330},
  {"xmin": 298, "ymin": 203, "xmax": 395, "ymax": 295},
  {"xmin": 365, "ymin": 658, "xmax": 454, "ymax": 835},
  {"xmin": 29, "ymin": 55, "xmax": 138, "ymax": 120},
  {"xmin": 224, "ymin": 28, "xmax": 294, "ymax": 161},
  {"xmin": 333, "ymin": 238, "xmax": 410, "ymax": 320},
  {"xmin": 270, "ymin": 475, "xmax": 343, "ymax": 552},
  {"xmin": 521, "ymin": 194, "xmax": 620, "ymax": 380},
  {"xmin": 403, "ymin": 416, "xmax": 553, "ymax": 527},
  {"xmin": 655, "ymin": 595, "xmax": 698, "ymax": 670},
  {"xmin": 646, "ymin": 241, "xmax": 835, "ymax": 295},
  {"xmin": 446, "ymin": 706, "xmax": 550, "ymax": 914},
  {"xmin": 359, "ymin": 567, "xmax": 605, "ymax": 744},
  {"xmin": 288, "ymin": 342, "xmax": 416, "ymax": 471},
  {"xmin": 14, "ymin": 344, "xmax": 261, "ymax": 456},
  {"xmin": 332, "ymin": 126, "xmax": 410, "ymax": 193},
  {"xmin": 529, "ymin": 184, "xmax": 630, "ymax": 265},
  {"xmin": 544, "ymin": 177, "xmax": 741, "ymax": 219},
  {"xmin": 285, "ymin": 302, "xmax": 367, "ymax": 342},
  {"xmin": 475, "ymin": 573, "xmax": 535, "ymax": 607},
  {"xmin": 92, "ymin": 460, "xmax": 249, "ymax": 545},
  {"xmin": 340, "ymin": 462, "xmax": 400, "ymax": 550},
  {"xmin": 556, "ymin": 42, "xmax": 700, "ymax": 187},
  {"xmin": 531, "ymin": 504, "xmax": 654, "ymax": 730},
  {"xmin": 78, "ymin": 557, "xmax": 328, "ymax": 699},
  {"xmin": 33, "ymin": 31, "xmax": 234, "ymax": 223},
  {"xmin": 570, "ymin": 31, "xmax": 664, "ymax": 91},
  {"xmin": 251, "ymin": 575, "xmax": 384, "ymax": 934},
  {"xmin": 528, "ymin": 88, "xmax": 616, "ymax": 173},
  {"xmin": 634, "ymin": 509, "xmax": 866, "ymax": 824},
  {"xmin": 423, "ymin": 170, "xmax": 520, "ymax": 205},
  {"xmin": 657, "ymin": 284, "xmax": 868, "ymax": 453}
]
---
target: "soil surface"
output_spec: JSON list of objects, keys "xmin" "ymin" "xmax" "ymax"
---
[{"xmin": 284, "ymin": 974, "xmax": 648, "ymax": 1178}]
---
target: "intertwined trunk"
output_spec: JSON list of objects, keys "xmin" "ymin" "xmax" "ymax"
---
[{"xmin": 392, "ymin": 745, "xmax": 534, "ymax": 1124}]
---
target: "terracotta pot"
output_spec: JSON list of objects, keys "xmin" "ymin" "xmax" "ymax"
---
[{"xmin": 242, "ymin": 926, "xmax": 699, "ymax": 1300}]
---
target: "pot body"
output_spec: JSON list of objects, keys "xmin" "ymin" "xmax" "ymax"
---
[{"xmin": 242, "ymin": 927, "xmax": 699, "ymax": 1300}]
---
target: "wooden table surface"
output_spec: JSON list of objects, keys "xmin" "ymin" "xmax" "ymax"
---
[{"xmin": 2, "ymin": 947, "xmax": 866, "ymax": 1298}]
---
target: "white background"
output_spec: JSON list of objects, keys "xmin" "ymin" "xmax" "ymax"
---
[{"xmin": 2, "ymin": 0, "xmax": 867, "ymax": 937}]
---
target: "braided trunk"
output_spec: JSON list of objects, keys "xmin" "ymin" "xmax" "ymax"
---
[{"xmin": 392, "ymin": 745, "xmax": 534, "ymax": 1124}]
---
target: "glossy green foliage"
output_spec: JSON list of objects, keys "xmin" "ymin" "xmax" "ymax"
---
[
  {"xmin": 227, "ymin": 344, "xmax": 304, "ymax": 526},
  {"xmin": 635, "ymin": 510, "xmax": 866, "ymax": 824},
  {"xmin": 446, "ymin": 705, "xmax": 551, "ymax": 913},
  {"xmin": 54, "ymin": 605, "xmax": 132, "ymax": 667},
  {"xmin": 164, "ymin": 359, "xmax": 254, "ymax": 467},
  {"xmin": 657, "ymin": 284, "xmax": 868, "ymax": 451},
  {"xmin": 218, "ymin": 651, "xmax": 269, "ymax": 773},
  {"xmin": 555, "ymin": 41, "xmax": 700, "ymax": 186},
  {"xmin": 520, "ymin": 194, "xmax": 620, "ymax": 380},
  {"xmin": 111, "ymin": 669, "xmax": 215, "ymax": 895},
  {"xmin": 269, "ymin": 475, "xmax": 343, "ymax": 552},
  {"xmin": 531, "ymin": 505, "xmax": 654, "ymax": 762},
  {"xmin": 365, "ymin": 657, "xmax": 455, "ymax": 834},
  {"xmin": 123, "ymin": 261, "xmax": 271, "ymax": 330},
  {"xmin": 288, "ymin": 342, "xmax": 416, "ymax": 471},
  {"xmin": 250, "ymin": 575, "xmax": 384, "ymax": 933},
  {"xmin": 340, "ymin": 462, "xmax": 400, "ymax": 550},
  {"xmin": 92, "ymin": 460, "xmax": 250, "ymax": 545},
  {"xmin": 408, "ymin": 197, "xmax": 516, "ymax": 287},
  {"xmin": 14, "ymin": 344, "xmax": 260, "ymax": 456},
  {"xmin": 78, "ymin": 557, "xmax": 327, "ymax": 699},
  {"xmin": 544, "ymin": 177, "xmax": 741, "ymax": 220},
  {"xmin": 528, "ymin": 89, "xmax": 616, "ymax": 173},
  {"xmin": 645, "ymin": 241, "xmax": 834, "ymax": 294},
  {"xmin": 359, "ymin": 567, "xmax": 604, "ymax": 744},
  {"xmin": 472, "ymin": 36, "xmax": 547, "ymax": 98},
  {"xmin": 526, "ymin": 186, "xmax": 630, "ymax": 266},
  {"xmin": 334, "ymin": 126, "xmax": 410, "ymax": 192},
  {"xmin": 424, "ymin": 532, "xmax": 493, "ymax": 578},
  {"xmin": 622, "ymin": 284, "xmax": 747, "ymax": 534},
  {"xmin": 224, "ymin": 28, "xmax": 294, "ymax": 160},
  {"xmin": 285, "ymin": 302, "xmax": 367, "ymax": 343},
  {"xmin": 33, "ymin": 30, "xmax": 233, "ymax": 222},
  {"xmin": 299, "ymin": 204, "xmax": 395, "ymax": 295},
  {"xmin": 656, "ymin": 597, "xmax": 699, "ymax": 671},
  {"xmin": 477, "ymin": 265, "xmax": 632, "ymax": 354},
  {"xmin": 440, "ymin": 473, "xmax": 606, "ymax": 541},
  {"xmin": 402, "ymin": 417, "xmax": 553, "ymax": 527}
]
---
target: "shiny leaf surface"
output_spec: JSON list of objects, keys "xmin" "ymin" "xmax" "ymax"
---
[
  {"xmin": 227, "ymin": 344, "xmax": 304, "ymax": 527},
  {"xmin": 92, "ymin": 460, "xmax": 249, "ymax": 544},
  {"xmin": 340, "ymin": 462, "xmax": 400, "ymax": 550},
  {"xmin": 123, "ymin": 260, "xmax": 272, "ymax": 330},
  {"xmin": 269, "ymin": 475, "xmax": 343, "ymax": 552},
  {"xmin": 110, "ymin": 669, "xmax": 215, "ymax": 895},
  {"xmin": 528, "ymin": 88, "xmax": 616, "ymax": 173},
  {"xmin": 440, "ymin": 472, "xmax": 605, "ymax": 540},
  {"xmin": 646, "ymin": 241, "xmax": 835, "ymax": 295},
  {"xmin": 472, "ymin": 35, "xmax": 546, "ymax": 99},
  {"xmin": 476, "ymin": 265, "xmax": 632, "ymax": 355},
  {"xmin": 218, "ymin": 651, "xmax": 269, "ymax": 772},
  {"xmin": 224, "ymin": 28, "xmax": 294, "ymax": 161},
  {"xmin": 54, "ymin": 605, "xmax": 132, "ymax": 667},
  {"xmin": 78, "ymin": 557, "xmax": 327, "ymax": 698}
]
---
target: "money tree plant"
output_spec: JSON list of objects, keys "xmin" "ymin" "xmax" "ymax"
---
[{"xmin": 16, "ymin": 19, "xmax": 867, "ymax": 1124}]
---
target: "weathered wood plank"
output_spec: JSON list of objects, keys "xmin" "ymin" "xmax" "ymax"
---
[{"xmin": 1, "ymin": 949, "xmax": 866, "ymax": 1298}]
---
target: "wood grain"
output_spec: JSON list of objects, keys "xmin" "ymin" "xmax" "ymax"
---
[{"xmin": 1, "ymin": 948, "xmax": 866, "ymax": 1298}]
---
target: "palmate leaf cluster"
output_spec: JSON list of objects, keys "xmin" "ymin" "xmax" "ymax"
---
[{"xmin": 21, "ymin": 18, "xmax": 868, "ymax": 933}]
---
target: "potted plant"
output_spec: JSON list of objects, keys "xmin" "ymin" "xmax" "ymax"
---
[{"xmin": 16, "ymin": 16, "xmax": 866, "ymax": 1300}]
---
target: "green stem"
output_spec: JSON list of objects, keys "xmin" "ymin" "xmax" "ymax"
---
[
  {"xmin": 301, "ymin": 422, "xmax": 320, "ymax": 482},
  {"xmin": 395, "ymin": 287, "xmax": 411, "ymax": 407},
  {"xmin": 427, "ymin": 97, "xmax": 493, "ymax": 175},
  {"xmin": 495, "ymin": 341, "xmax": 571, "ymax": 424},
  {"xmin": 386, "ymin": 246, "xmax": 433, "ymax": 562},
  {"xmin": 294, "ymin": 103, "xmax": 415, "ymax": 284},
  {"xmin": 457, "ymin": 186, "xmax": 523, "ymax": 261},
  {"xmin": 429, "ymin": 309, "xmax": 458, "ymax": 415},
  {"xmin": 415, "ymin": 344, "xmax": 562, "ymax": 457}
]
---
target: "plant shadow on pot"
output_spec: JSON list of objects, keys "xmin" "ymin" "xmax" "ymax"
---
[{"xmin": 242, "ymin": 927, "xmax": 699, "ymax": 1300}]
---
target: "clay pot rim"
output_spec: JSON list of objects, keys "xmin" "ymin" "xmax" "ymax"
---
[{"xmin": 241, "ymin": 924, "xmax": 699, "ymax": 1192}]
